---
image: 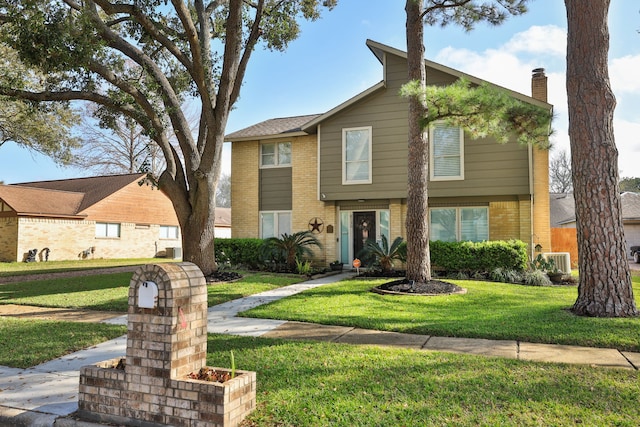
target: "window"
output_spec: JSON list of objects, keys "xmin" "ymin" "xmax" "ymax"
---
[
  {"xmin": 343, "ymin": 126, "xmax": 372, "ymax": 184},
  {"xmin": 260, "ymin": 211, "xmax": 291, "ymax": 239},
  {"xmin": 430, "ymin": 122, "xmax": 464, "ymax": 180},
  {"xmin": 160, "ymin": 225, "xmax": 179, "ymax": 239},
  {"xmin": 96, "ymin": 222, "xmax": 121, "ymax": 238},
  {"xmin": 430, "ymin": 207, "xmax": 488, "ymax": 242},
  {"xmin": 260, "ymin": 142, "xmax": 291, "ymax": 167}
]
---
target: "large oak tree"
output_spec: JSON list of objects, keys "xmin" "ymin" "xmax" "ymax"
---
[
  {"xmin": 0, "ymin": 45, "xmax": 79, "ymax": 164},
  {"xmin": 565, "ymin": 0, "xmax": 636, "ymax": 316},
  {"xmin": 0, "ymin": 0, "xmax": 335, "ymax": 275}
]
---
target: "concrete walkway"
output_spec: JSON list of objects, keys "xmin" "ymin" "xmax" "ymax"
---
[{"xmin": 1, "ymin": 271, "xmax": 639, "ymax": 426}]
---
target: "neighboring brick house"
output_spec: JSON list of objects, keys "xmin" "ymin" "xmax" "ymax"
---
[
  {"xmin": 0, "ymin": 173, "xmax": 182, "ymax": 262},
  {"xmin": 226, "ymin": 40, "xmax": 552, "ymax": 266}
]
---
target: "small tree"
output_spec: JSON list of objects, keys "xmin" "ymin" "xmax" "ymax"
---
[
  {"xmin": 261, "ymin": 231, "xmax": 322, "ymax": 271},
  {"xmin": 73, "ymin": 114, "xmax": 166, "ymax": 176},
  {"xmin": 362, "ymin": 235, "xmax": 405, "ymax": 273},
  {"xmin": 619, "ymin": 177, "xmax": 640, "ymax": 192},
  {"xmin": 549, "ymin": 150, "xmax": 573, "ymax": 193}
]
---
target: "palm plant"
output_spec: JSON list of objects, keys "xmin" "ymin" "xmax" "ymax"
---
[
  {"xmin": 362, "ymin": 235, "xmax": 405, "ymax": 273},
  {"xmin": 262, "ymin": 231, "xmax": 322, "ymax": 271}
]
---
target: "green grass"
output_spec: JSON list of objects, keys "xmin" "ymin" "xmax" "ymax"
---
[
  {"xmin": 0, "ymin": 317, "xmax": 126, "ymax": 368},
  {"xmin": 0, "ymin": 271, "xmax": 303, "ymax": 312},
  {"xmin": 241, "ymin": 277, "xmax": 640, "ymax": 351},
  {"xmin": 0, "ymin": 258, "xmax": 168, "ymax": 277},
  {"xmin": 207, "ymin": 334, "xmax": 640, "ymax": 427}
]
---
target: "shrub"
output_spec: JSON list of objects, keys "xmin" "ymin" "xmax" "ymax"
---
[
  {"xmin": 214, "ymin": 238, "xmax": 263, "ymax": 269},
  {"xmin": 430, "ymin": 240, "xmax": 528, "ymax": 273},
  {"xmin": 261, "ymin": 231, "xmax": 322, "ymax": 271},
  {"xmin": 522, "ymin": 269, "xmax": 552, "ymax": 286},
  {"xmin": 361, "ymin": 236, "xmax": 405, "ymax": 273}
]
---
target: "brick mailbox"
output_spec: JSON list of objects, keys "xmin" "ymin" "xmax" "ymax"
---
[{"xmin": 78, "ymin": 262, "xmax": 256, "ymax": 427}]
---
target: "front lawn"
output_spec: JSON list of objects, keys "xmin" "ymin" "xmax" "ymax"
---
[
  {"xmin": 207, "ymin": 334, "xmax": 640, "ymax": 427},
  {"xmin": 241, "ymin": 277, "xmax": 640, "ymax": 351},
  {"xmin": 0, "ymin": 318, "xmax": 126, "ymax": 368},
  {"xmin": 0, "ymin": 271, "xmax": 303, "ymax": 312}
]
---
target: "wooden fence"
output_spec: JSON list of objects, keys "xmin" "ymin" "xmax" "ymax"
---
[{"xmin": 550, "ymin": 228, "xmax": 578, "ymax": 269}]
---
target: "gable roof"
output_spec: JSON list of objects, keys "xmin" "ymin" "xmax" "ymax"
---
[
  {"xmin": 621, "ymin": 192, "xmax": 640, "ymax": 221},
  {"xmin": 550, "ymin": 192, "xmax": 640, "ymax": 226},
  {"xmin": 302, "ymin": 40, "xmax": 552, "ymax": 133},
  {"xmin": 225, "ymin": 114, "xmax": 321, "ymax": 142},
  {"xmin": 0, "ymin": 173, "xmax": 147, "ymax": 218},
  {"xmin": 550, "ymin": 193, "xmax": 577, "ymax": 226},
  {"xmin": 0, "ymin": 185, "xmax": 86, "ymax": 218},
  {"xmin": 16, "ymin": 173, "xmax": 147, "ymax": 213},
  {"xmin": 225, "ymin": 39, "xmax": 553, "ymax": 141}
]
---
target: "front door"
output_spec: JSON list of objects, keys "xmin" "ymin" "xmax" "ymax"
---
[{"xmin": 353, "ymin": 211, "xmax": 376, "ymax": 266}]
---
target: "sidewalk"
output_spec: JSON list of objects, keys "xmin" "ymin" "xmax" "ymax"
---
[{"xmin": 1, "ymin": 271, "xmax": 639, "ymax": 426}]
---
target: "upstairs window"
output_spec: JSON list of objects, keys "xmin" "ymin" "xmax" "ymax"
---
[
  {"xmin": 261, "ymin": 142, "xmax": 291, "ymax": 167},
  {"xmin": 430, "ymin": 122, "xmax": 464, "ymax": 180},
  {"xmin": 343, "ymin": 126, "xmax": 372, "ymax": 184}
]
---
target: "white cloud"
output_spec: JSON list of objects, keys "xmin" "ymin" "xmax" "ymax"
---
[
  {"xmin": 503, "ymin": 25, "xmax": 566, "ymax": 57},
  {"xmin": 610, "ymin": 55, "xmax": 640, "ymax": 94}
]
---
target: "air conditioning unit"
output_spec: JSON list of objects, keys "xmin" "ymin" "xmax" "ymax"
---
[
  {"xmin": 543, "ymin": 252, "xmax": 571, "ymax": 273},
  {"xmin": 166, "ymin": 247, "xmax": 182, "ymax": 259}
]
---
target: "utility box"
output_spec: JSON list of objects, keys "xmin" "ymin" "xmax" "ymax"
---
[{"xmin": 166, "ymin": 246, "xmax": 182, "ymax": 259}]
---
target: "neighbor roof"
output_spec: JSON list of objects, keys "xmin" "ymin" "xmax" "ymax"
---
[
  {"xmin": 16, "ymin": 173, "xmax": 147, "ymax": 213},
  {"xmin": 0, "ymin": 185, "xmax": 85, "ymax": 218},
  {"xmin": 0, "ymin": 173, "xmax": 147, "ymax": 218},
  {"xmin": 549, "ymin": 192, "xmax": 640, "ymax": 226}
]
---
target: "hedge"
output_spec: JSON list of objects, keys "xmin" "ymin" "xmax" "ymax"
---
[
  {"xmin": 429, "ymin": 240, "xmax": 528, "ymax": 273},
  {"xmin": 214, "ymin": 238, "xmax": 263, "ymax": 269}
]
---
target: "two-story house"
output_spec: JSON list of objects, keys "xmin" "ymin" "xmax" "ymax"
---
[{"xmin": 226, "ymin": 40, "xmax": 552, "ymax": 266}]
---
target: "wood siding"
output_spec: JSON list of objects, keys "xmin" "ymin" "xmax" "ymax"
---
[
  {"xmin": 81, "ymin": 181, "xmax": 179, "ymax": 225},
  {"xmin": 259, "ymin": 167, "xmax": 292, "ymax": 211},
  {"xmin": 318, "ymin": 50, "xmax": 531, "ymax": 201}
]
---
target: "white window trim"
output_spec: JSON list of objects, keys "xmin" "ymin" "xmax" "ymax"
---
[
  {"xmin": 342, "ymin": 126, "xmax": 373, "ymax": 185},
  {"xmin": 95, "ymin": 222, "xmax": 121, "ymax": 239},
  {"xmin": 429, "ymin": 123, "xmax": 464, "ymax": 181},
  {"xmin": 259, "ymin": 210, "xmax": 292, "ymax": 239},
  {"xmin": 159, "ymin": 225, "xmax": 180, "ymax": 240},
  {"xmin": 260, "ymin": 141, "xmax": 292, "ymax": 168},
  {"xmin": 429, "ymin": 206, "xmax": 489, "ymax": 242}
]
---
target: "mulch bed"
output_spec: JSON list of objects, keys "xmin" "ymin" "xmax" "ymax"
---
[{"xmin": 372, "ymin": 278, "xmax": 466, "ymax": 296}]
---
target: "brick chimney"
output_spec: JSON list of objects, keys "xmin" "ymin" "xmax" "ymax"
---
[
  {"xmin": 531, "ymin": 67, "xmax": 551, "ymax": 257},
  {"xmin": 531, "ymin": 67, "xmax": 548, "ymax": 102}
]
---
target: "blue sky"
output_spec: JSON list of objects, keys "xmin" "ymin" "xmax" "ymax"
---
[{"xmin": 2, "ymin": 0, "xmax": 639, "ymax": 183}]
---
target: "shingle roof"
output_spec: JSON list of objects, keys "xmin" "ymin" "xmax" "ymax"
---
[
  {"xmin": 550, "ymin": 193, "xmax": 576, "ymax": 226},
  {"xmin": 1, "ymin": 173, "xmax": 146, "ymax": 217},
  {"xmin": 16, "ymin": 173, "xmax": 146, "ymax": 212},
  {"xmin": 225, "ymin": 114, "xmax": 321, "ymax": 140},
  {"xmin": 621, "ymin": 192, "xmax": 640, "ymax": 220},
  {"xmin": 0, "ymin": 185, "xmax": 85, "ymax": 218},
  {"xmin": 550, "ymin": 192, "xmax": 640, "ymax": 226}
]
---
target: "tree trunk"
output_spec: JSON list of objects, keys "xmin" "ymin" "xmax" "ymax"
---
[
  {"xmin": 405, "ymin": 0, "xmax": 431, "ymax": 283},
  {"xmin": 565, "ymin": 0, "xmax": 637, "ymax": 317},
  {"xmin": 164, "ymin": 171, "xmax": 219, "ymax": 277}
]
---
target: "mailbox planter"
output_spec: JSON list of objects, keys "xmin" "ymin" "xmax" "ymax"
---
[{"xmin": 78, "ymin": 263, "xmax": 256, "ymax": 427}]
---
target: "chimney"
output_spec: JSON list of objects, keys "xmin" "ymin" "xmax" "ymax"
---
[{"xmin": 531, "ymin": 68, "xmax": 547, "ymax": 102}]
